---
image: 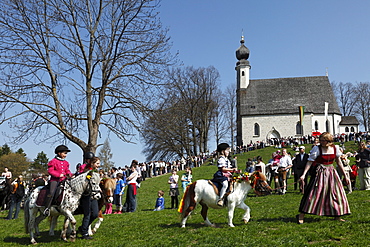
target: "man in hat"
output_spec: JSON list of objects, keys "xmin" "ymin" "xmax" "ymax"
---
[{"xmin": 293, "ymin": 146, "xmax": 309, "ymax": 192}]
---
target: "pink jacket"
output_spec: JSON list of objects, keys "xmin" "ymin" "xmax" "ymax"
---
[
  {"xmin": 48, "ymin": 157, "xmax": 73, "ymax": 182},
  {"xmin": 78, "ymin": 163, "xmax": 93, "ymax": 174}
]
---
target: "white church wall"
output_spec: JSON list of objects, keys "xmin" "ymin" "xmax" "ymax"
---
[
  {"xmin": 241, "ymin": 114, "xmax": 312, "ymax": 144},
  {"xmin": 241, "ymin": 113, "xmax": 342, "ymax": 144}
]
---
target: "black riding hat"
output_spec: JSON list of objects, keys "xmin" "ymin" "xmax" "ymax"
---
[
  {"xmin": 217, "ymin": 143, "xmax": 230, "ymax": 153},
  {"xmin": 83, "ymin": 151, "xmax": 95, "ymax": 159},
  {"xmin": 54, "ymin": 145, "xmax": 71, "ymax": 154}
]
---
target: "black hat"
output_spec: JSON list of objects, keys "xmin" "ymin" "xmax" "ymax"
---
[
  {"xmin": 54, "ymin": 145, "xmax": 71, "ymax": 154},
  {"xmin": 83, "ymin": 151, "xmax": 95, "ymax": 159},
  {"xmin": 217, "ymin": 143, "xmax": 230, "ymax": 153}
]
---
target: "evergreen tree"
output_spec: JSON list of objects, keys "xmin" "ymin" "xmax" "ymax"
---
[
  {"xmin": 16, "ymin": 148, "xmax": 26, "ymax": 156},
  {"xmin": 98, "ymin": 139, "xmax": 115, "ymax": 172},
  {"xmin": 1, "ymin": 144, "xmax": 11, "ymax": 156},
  {"xmin": 31, "ymin": 151, "xmax": 49, "ymax": 171}
]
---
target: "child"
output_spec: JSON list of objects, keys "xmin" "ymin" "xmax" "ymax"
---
[
  {"xmin": 44, "ymin": 145, "xmax": 73, "ymax": 216},
  {"xmin": 350, "ymin": 163, "xmax": 358, "ymax": 190},
  {"xmin": 113, "ymin": 173, "xmax": 126, "ymax": 214},
  {"xmin": 213, "ymin": 143, "xmax": 237, "ymax": 206},
  {"xmin": 153, "ymin": 190, "xmax": 165, "ymax": 211},
  {"xmin": 78, "ymin": 156, "xmax": 101, "ymax": 240},
  {"xmin": 168, "ymin": 170, "xmax": 179, "ymax": 209},
  {"xmin": 181, "ymin": 167, "xmax": 192, "ymax": 192}
]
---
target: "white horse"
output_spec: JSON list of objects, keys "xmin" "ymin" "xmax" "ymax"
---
[
  {"xmin": 24, "ymin": 171, "xmax": 101, "ymax": 244},
  {"xmin": 180, "ymin": 171, "xmax": 270, "ymax": 228},
  {"xmin": 49, "ymin": 177, "xmax": 115, "ymax": 236}
]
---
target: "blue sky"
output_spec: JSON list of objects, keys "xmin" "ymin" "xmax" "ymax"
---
[{"xmin": 2, "ymin": 0, "xmax": 370, "ymax": 170}]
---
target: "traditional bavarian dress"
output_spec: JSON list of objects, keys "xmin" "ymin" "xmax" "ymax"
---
[
  {"xmin": 299, "ymin": 145, "xmax": 351, "ymax": 216},
  {"xmin": 213, "ymin": 156, "xmax": 233, "ymax": 183}
]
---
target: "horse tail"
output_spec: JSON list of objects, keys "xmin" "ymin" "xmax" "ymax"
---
[
  {"xmin": 180, "ymin": 181, "xmax": 197, "ymax": 218},
  {"xmin": 24, "ymin": 197, "xmax": 30, "ymax": 233}
]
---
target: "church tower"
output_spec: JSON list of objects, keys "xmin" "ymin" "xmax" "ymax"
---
[
  {"xmin": 235, "ymin": 36, "xmax": 250, "ymax": 146},
  {"xmin": 235, "ymin": 36, "xmax": 250, "ymax": 89}
]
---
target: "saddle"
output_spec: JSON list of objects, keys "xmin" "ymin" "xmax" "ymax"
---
[
  {"xmin": 208, "ymin": 180, "xmax": 233, "ymax": 197},
  {"xmin": 35, "ymin": 182, "xmax": 64, "ymax": 207}
]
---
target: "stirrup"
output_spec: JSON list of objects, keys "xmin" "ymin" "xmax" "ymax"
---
[{"xmin": 43, "ymin": 208, "xmax": 50, "ymax": 217}]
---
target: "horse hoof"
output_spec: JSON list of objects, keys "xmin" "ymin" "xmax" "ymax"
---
[
  {"xmin": 31, "ymin": 239, "xmax": 38, "ymax": 245},
  {"xmin": 70, "ymin": 238, "xmax": 76, "ymax": 243},
  {"xmin": 243, "ymin": 219, "xmax": 249, "ymax": 224}
]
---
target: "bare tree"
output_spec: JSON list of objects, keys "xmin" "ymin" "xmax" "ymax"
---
[
  {"xmin": 354, "ymin": 82, "xmax": 370, "ymax": 131},
  {"xmin": 332, "ymin": 82, "xmax": 357, "ymax": 116},
  {"xmin": 211, "ymin": 93, "xmax": 228, "ymax": 147},
  {"xmin": 141, "ymin": 66, "xmax": 219, "ymax": 159},
  {"xmin": 0, "ymin": 0, "xmax": 175, "ymax": 154},
  {"xmin": 141, "ymin": 100, "xmax": 192, "ymax": 161},
  {"xmin": 224, "ymin": 83, "xmax": 237, "ymax": 149},
  {"xmin": 166, "ymin": 66, "xmax": 219, "ymax": 155}
]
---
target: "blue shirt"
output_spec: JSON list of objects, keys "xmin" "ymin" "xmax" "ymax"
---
[
  {"xmin": 114, "ymin": 178, "xmax": 126, "ymax": 194},
  {"xmin": 155, "ymin": 197, "xmax": 165, "ymax": 210}
]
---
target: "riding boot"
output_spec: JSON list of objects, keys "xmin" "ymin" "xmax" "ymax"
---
[
  {"xmin": 217, "ymin": 196, "xmax": 224, "ymax": 206},
  {"xmin": 44, "ymin": 180, "xmax": 58, "ymax": 216},
  {"xmin": 43, "ymin": 194, "xmax": 53, "ymax": 216},
  {"xmin": 217, "ymin": 182, "xmax": 228, "ymax": 206}
]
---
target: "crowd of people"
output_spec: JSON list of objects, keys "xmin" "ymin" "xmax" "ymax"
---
[{"xmin": 2, "ymin": 130, "xmax": 370, "ymax": 237}]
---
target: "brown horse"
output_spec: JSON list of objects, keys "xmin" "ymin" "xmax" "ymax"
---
[
  {"xmin": 91, "ymin": 177, "xmax": 115, "ymax": 234},
  {"xmin": 49, "ymin": 177, "xmax": 116, "ymax": 236}
]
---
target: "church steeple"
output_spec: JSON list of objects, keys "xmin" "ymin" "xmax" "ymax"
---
[
  {"xmin": 235, "ymin": 35, "xmax": 251, "ymax": 89},
  {"xmin": 235, "ymin": 34, "xmax": 251, "ymax": 147},
  {"xmin": 236, "ymin": 35, "xmax": 250, "ymax": 61}
]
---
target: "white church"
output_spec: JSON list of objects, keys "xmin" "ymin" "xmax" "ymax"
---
[{"xmin": 235, "ymin": 36, "xmax": 359, "ymax": 146}]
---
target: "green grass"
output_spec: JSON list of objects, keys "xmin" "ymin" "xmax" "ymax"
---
[{"xmin": 1, "ymin": 141, "xmax": 369, "ymax": 246}]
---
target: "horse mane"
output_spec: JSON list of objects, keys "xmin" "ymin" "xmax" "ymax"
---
[
  {"xmin": 68, "ymin": 172, "xmax": 88, "ymax": 192},
  {"xmin": 102, "ymin": 178, "xmax": 116, "ymax": 189}
]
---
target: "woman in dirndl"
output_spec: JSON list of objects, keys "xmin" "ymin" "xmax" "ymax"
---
[{"xmin": 296, "ymin": 132, "xmax": 350, "ymax": 224}]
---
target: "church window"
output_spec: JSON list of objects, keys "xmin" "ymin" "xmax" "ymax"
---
[
  {"xmin": 296, "ymin": 122, "xmax": 303, "ymax": 135},
  {"xmin": 345, "ymin": 127, "xmax": 349, "ymax": 132},
  {"xmin": 350, "ymin": 126, "xmax": 355, "ymax": 132},
  {"xmin": 254, "ymin": 123, "xmax": 260, "ymax": 136},
  {"xmin": 315, "ymin": 121, "xmax": 318, "ymax": 131},
  {"xmin": 242, "ymin": 71, "xmax": 245, "ymax": 76}
]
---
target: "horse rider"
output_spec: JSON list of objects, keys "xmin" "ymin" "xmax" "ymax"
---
[
  {"xmin": 213, "ymin": 143, "xmax": 238, "ymax": 206},
  {"xmin": 43, "ymin": 145, "xmax": 73, "ymax": 217}
]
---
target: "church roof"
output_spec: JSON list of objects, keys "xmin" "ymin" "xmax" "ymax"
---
[
  {"xmin": 239, "ymin": 76, "xmax": 342, "ymax": 116},
  {"xmin": 339, "ymin": 116, "xmax": 359, "ymax": 125}
]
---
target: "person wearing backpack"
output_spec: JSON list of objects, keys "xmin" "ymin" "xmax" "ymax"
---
[{"xmin": 5, "ymin": 175, "xmax": 25, "ymax": 220}]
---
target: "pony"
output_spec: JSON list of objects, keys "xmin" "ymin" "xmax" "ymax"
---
[
  {"xmin": 24, "ymin": 171, "xmax": 101, "ymax": 244},
  {"xmin": 179, "ymin": 171, "xmax": 271, "ymax": 228},
  {"xmin": 49, "ymin": 177, "xmax": 115, "ymax": 236}
]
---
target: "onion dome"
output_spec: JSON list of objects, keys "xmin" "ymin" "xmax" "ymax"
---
[{"xmin": 236, "ymin": 36, "xmax": 250, "ymax": 60}]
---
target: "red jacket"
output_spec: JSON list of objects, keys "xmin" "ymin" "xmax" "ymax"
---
[{"xmin": 48, "ymin": 157, "xmax": 73, "ymax": 182}]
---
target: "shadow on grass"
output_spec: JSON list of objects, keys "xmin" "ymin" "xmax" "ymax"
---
[
  {"xmin": 3, "ymin": 230, "xmax": 77, "ymax": 245},
  {"xmin": 254, "ymin": 216, "xmax": 321, "ymax": 224},
  {"xmin": 159, "ymin": 222, "xmax": 225, "ymax": 229}
]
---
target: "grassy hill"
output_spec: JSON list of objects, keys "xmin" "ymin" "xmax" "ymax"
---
[{"xmin": 1, "ymin": 141, "xmax": 369, "ymax": 246}]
